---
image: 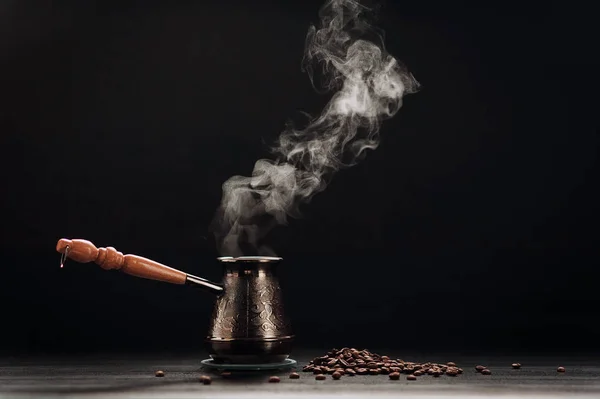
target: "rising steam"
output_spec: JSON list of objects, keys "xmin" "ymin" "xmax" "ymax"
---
[{"xmin": 212, "ymin": 0, "xmax": 419, "ymax": 256}]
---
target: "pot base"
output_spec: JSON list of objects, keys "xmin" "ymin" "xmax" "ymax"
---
[
  {"xmin": 200, "ymin": 358, "xmax": 297, "ymax": 371},
  {"xmin": 205, "ymin": 337, "xmax": 294, "ymax": 364}
]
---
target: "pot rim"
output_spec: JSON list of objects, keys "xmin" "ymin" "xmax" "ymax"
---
[{"xmin": 217, "ymin": 256, "xmax": 283, "ymax": 263}]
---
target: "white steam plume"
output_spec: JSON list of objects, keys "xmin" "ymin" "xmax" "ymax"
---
[{"xmin": 211, "ymin": 0, "xmax": 419, "ymax": 256}]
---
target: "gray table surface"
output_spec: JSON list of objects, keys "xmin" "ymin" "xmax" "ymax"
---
[{"xmin": 1, "ymin": 351, "xmax": 599, "ymax": 398}]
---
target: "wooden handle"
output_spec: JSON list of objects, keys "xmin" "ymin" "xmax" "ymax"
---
[{"xmin": 56, "ymin": 238, "xmax": 187, "ymax": 285}]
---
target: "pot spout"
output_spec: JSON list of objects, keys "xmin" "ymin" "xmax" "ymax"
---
[{"xmin": 56, "ymin": 238, "xmax": 224, "ymax": 295}]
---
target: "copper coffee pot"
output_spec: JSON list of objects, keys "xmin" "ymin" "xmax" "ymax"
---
[{"xmin": 56, "ymin": 238, "xmax": 293, "ymax": 364}]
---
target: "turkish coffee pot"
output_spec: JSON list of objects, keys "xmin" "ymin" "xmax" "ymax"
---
[{"xmin": 56, "ymin": 238, "xmax": 293, "ymax": 364}]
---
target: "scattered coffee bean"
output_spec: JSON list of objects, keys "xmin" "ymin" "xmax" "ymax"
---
[
  {"xmin": 154, "ymin": 370, "xmax": 165, "ymax": 377},
  {"xmin": 475, "ymin": 365, "xmax": 486, "ymax": 372},
  {"xmin": 332, "ymin": 371, "xmax": 342, "ymax": 380},
  {"xmin": 389, "ymin": 372, "xmax": 400, "ymax": 380},
  {"xmin": 269, "ymin": 376, "xmax": 280, "ymax": 383},
  {"xmin": 315, "ymin": 374, "xmax": 326, "ymax": 380},
  {"xmin": 200, "ymin": 375, "xmax": 212, "ymax": 385},
  {"xmin": 289, "ymin": 372, "xmax": 300, "ymax": 379},
  {"xmin": 407, "ymin": 374, "xmax": 417, "ymax": 381},
  {"xmin": 557, "ymin": 367, "xmax": 566, "ymax": 373},
  {"xmin": 512, "ymin": 363, "xmax": 521, "ymax": 369},
  {"xmin": 481, "ymin": 369, "xmax": 492, "ymax": 375}
]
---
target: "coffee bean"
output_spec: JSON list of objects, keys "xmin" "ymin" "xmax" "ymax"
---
[
  {"xmin": 447, "ymin": 362, "xmax": 456, "ymax": 367},
  {"xmin": 414, "ymin": 370, "xmax": 423, "ymax": 376},
  {"xmin": 481, "ymin": 369, "xmax": 492, "ymax": 375},
  {"xmin": 446, "ymin": 370, "xmax": 457, "ymax": 377},
  {"xmin": 289, "ymin": 372, "xmax": 300, "ymax": 379},
  {"xmin": 269, "ymin": 376, "xmax": 280, "ymax": 383},
  {"xmin": 357, "ymin": 368, "xmax": 368, "ymax": 375},
  {"xmin": 389, "ymin": 372, "xmax": 400, "ymax": 380},
  {"xmin": 475, "ymin": 365, "xmax": 486, "ymax": 372},
  {"xmin": 315, "ymin": 374, "xmax": 326, "ymax": 380},
  {"xmin": 332, "ymin": 372, "xmax": 342, "ymax": 380},
  {"xmin": 154, "ymin": 370, "xmax": 164, "ymax": 377},
  {"xmin": 557, "ymin": 366, "xmax": 566, "ymax": 373},
  {"xmin": 327, "ymin": 359, "xmax": 338, "ymax": 366},
  {"xmin": 458, "ymin": 368, "xmax": 463, "ymax": 374},
  {"xmin": 200, "ymin": 375, "xmax": 212, "ymax": 385},
  {"xmin": 407, "ymin": 374, "xmax": 417, "ymax": 381},
  {"xmin": 512, "ymin": 363, "xmax": 521, "ymax": 369},
  {"xmin": 346, "ymin": 369, "xmax": 356, "ymax": 376}
]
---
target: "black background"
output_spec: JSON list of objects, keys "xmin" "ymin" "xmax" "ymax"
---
[{"xmin": 1, "ymin": 0, "xmax": 598, "ymax": 355}]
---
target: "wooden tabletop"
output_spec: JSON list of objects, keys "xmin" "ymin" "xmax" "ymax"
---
[{"xmin": 1, "ymin": 352, "xmax": 599, "ymax": 398}]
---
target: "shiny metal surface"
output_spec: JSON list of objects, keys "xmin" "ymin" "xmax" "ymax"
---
[
  {"xmin": 206, "ymin": 257, "xmax": 294, "ymax": 364},
  {"xmin": 185, "ymin": 273, "xmax": 224, "ymax": 294}
]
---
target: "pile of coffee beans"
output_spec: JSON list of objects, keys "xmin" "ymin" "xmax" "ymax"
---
[{"xmin": 302, "ymin": 348, "xmax": 463, "ymax": 380}]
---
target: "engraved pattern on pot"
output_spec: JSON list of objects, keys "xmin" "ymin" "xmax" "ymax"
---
[
  {"xmin": 211, "ymin": 279, "xmax": 240, "ymax": 335},
  {"xmin": 249, "ymin": 283, "xmax": 287, "ymax": 334}
]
